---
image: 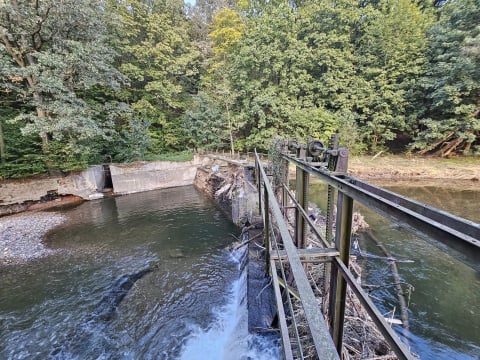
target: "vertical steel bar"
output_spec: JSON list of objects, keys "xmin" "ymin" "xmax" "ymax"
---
[
  {"xmin": 295, "ymin": 167, "xmax": 309, "ymax": 249},
  {"xmin": 264, "ymin": 184, "xmax": 270, "ymax": 273},
  {"xmin": 329, "ymin": 192, "xmax": 354, "ymax": 354},
  {"xmin": 282, "ymin": 158, "xmax": 289, "ymax": 214},
  {"xmin": 257, "ymin": 161, "xmax": 262, "ymax": 215}
]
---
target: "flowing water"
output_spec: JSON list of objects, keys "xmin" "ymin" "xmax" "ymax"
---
[
  {"xmin": 310, "ymin": 180, "xmax": 480, "ymax": 360},
  {"xmin": 0, "ymin": 186, "xmax": 280, "ymax": 360}
]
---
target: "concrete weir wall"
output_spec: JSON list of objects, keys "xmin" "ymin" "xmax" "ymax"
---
[
  {"xmin": 0, "ymin": 166, "xmax": 106, "ymax": 206},
  {"xmin": 110, "ymin": 157, "xmax": 201, "ymax": 195},
  {"xmin": 193, "ymin": 162, "xmax": 261, "ymax": 226},
  {"xmin": 0, "ymin": 157, "xmax": 202, "ymax": 216}
]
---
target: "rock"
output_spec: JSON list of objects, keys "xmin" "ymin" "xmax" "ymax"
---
[{"xmin": 0, "ymin": 212, "xmax": 67, "ymax": 265}]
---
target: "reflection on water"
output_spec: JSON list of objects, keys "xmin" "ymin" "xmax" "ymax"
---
[
  {"xmin": 0, "ymin": 186, "xmax": 280, "ymax": 359},
  {"xmin": 309, "ymin": 180, "xmax": 480, "ymax": 360}
]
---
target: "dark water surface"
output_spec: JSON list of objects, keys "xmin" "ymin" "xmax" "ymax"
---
[
  {"xmin": 0, "ymin": 186, "xmax": 279, "ymax": 359},
  {"xmin": 310, "ymin": 180, "xmax": 480, "ymax": 360}
]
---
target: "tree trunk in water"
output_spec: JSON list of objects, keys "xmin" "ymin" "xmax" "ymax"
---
[{"xmin": 364, "ymin": 229, "xmax": 410, "ymax": 337}]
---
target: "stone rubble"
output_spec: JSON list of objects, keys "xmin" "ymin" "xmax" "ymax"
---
[{"xmin": 0, "ymin": 212, "xmax": 67, "ymax": 265}]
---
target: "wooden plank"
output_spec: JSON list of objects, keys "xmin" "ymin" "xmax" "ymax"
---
[{"xmin": 271, "ymin": 248, "xmax": 339, "ymax": 261}]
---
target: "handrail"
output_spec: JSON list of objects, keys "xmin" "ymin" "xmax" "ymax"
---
[
  {"xmin": 255, "ymin": 149, "xmax": 415, "ymax": 360},
  {"xmin": 254, "ymin": 150, "xmax": 340, "ymax": 360}
]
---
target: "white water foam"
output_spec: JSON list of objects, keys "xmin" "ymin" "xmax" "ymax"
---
[{"xmin": 179, "ymin": 248, "xmax": 280, "ymax": 360}]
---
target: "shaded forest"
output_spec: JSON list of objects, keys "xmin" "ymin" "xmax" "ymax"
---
[{"xmin": 1, "ymin": 0, "xmax": 479, "ymax": 178}]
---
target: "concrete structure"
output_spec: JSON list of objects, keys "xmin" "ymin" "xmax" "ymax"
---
[
  {"xmin": 110, "ymin": 158, "xmax": 201, "ymax": 195},
  {"xmin": 0, "ymin": 158, "xmax": 203, "ymax": 216},
  {"xmin": 0, "ymin": 166, "xmax": 105, "ymax": 206},
  {"xmin": 193, "ymin": 161, "xmax": 260, "ymax": 226}
]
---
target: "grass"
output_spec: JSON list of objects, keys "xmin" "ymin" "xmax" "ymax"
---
[{"xmin": 143, "ymin": 150, "xmax": 194, "ymax": 162}]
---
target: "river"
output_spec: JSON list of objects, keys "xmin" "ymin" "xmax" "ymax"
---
[
  {"xmin": 309, "ymin": 180, "xmax": 480, "ymax": 360},
  {"xmin": 0, "ymin": 186, "xmax": 280, "ymax": 359}
]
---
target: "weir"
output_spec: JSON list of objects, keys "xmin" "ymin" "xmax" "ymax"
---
[
  {"xmin": 1, "ymin": 146, "xmax": 478, "ymax": 359},
  {"xmin": 205, "ymin": 138, "xmax": 479, "ymax": 359}
]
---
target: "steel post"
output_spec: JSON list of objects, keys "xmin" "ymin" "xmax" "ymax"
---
[
  {"xmin": 264, "ymin": 184, "xmax": 270, "ymax": 273},
  {"xmin": 257, "ymin": 161, "xmax": 262, "ymax": 215},
  {"xmin": 295, "ymin": 166, "xmax": 309, "ymax": 249},
  {"xmin": 328, "ymin": 192, "xmax": 354, "ymax": 353},
  {"xmin": 282, "ymin": 158, "xmax": 289, "ymax": 215}
]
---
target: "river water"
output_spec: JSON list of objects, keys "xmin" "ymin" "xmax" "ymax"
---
[
  {"xmin": 0, "ymin": 186, "xmax": 280, "ymax": 359},
  {"xmin": 310, "ymin": 180, "xmax": 480, "ymax": 360}
]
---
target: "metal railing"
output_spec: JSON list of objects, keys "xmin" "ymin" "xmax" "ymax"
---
[
  {"xmin": 208, "ymin": 147, "xmax": 479, "ymax": 358},
  {"xmin": 254, "ymin": 146, "xmax": 480, "ymax": 359}
]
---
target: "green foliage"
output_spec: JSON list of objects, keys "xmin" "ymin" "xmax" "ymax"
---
[
  {"xmin": 144, "ymin": 150, "xmax": 194, "ymax": 162},
  {"xmin": 227, "ymin": 1, "xmax": 343, "ymax": 150},
  {"xmin": 0, "ymin": 0, "xmax": 127, "ymax": 173},
  {"xmin": 1, "ymin": 0, "xmax": 479, "ymax": 181},
  {"xmin": 351, "ymin": 0, "xmax": 432, "ymax": 152},
  {"xmin": 411, "ymin": 0, "xmax": 480, "ymax": 155},
  {"xmin": 107, "ymin": 0, "xmax": 201, "ymax": 155},
  {"xmin": 184, "ymin": 92, "xmax": 227, "ymax": 150},
  {"xmin": 0, "ymin": 117, "xmax": 47, "ymax": 179}
]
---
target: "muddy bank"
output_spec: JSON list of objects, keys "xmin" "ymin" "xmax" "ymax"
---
[
  {"xmin": 0, "ymin": 212, "xmax": 67, "ymax": 265},
  {"xmin": 348, "ymin": 155, "xmax": 480, "ymax": 181}
]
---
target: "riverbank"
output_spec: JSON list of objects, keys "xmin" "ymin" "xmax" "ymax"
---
[
  {"xmin": 348, "ymin": 155, "xmax": 480, "ymax": 181},
  {"xmin": 0, "ymin": 212, "xmax": 66, "ymax": 265},
  {"xmin": 1, "ymin": 154, "xmax": 478, "ymax": 265}
]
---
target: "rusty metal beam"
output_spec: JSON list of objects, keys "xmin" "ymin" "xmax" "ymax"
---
[
  {"xmin": 264, "ymin": 185, "xmax": 270, "ymax": 274},
  {"xmin": 270, "ymin": 257, "xmax": 294, "ymax": 360},
  {"xmin": 282, "ymin": 154, "xmax": 480, "ymax": 269},
  {"xmin": 283, "ymin": 185, "xmax": 330, "ymax": 248},
  {"xmin": 295, "ymin": 167, "xmax": 309, "ymax": 249},
  {"xmin": 329, "ymin": 192, "xmax": 354, "ymax": 353},
  {"xmin": 333, "ymin": 258, "xmax": 414, "ymax": 360},
  {"xmin": 270, "ymin": 248, "xmax": 339, "ymax": 262}
]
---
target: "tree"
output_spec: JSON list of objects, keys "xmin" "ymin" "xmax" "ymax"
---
[
  {"xmin": 208, "ymin": 8, "xmax": 244, "ymax": 154},
  {"xmin": 106, "ymin": 0, "xmax": 201, "ymax": 157},
  {"xmin": 228, "ymin": 1, "xmax": 339, "ymax": 150},
  {"xmin": 412, "ymin": 0, "xmax": 480, "ymax": 156},
  {"xmin": 187, "ymin": 0, "xmax": 236, "ymax": 59},
  {"xmin": 355, "ymin": 0, "xmax": 432, "ymax": 153},
  {"xmin": 0, "ymin": 0, "xmax": 126, "ymax": 170},
  {"xmin": 184, "ymin": 92, "xmax": 226, "ymax": 150}
]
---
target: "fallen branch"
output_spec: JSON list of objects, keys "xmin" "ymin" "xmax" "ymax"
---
[
  {"xmin": 233, "ymin": 232, "xmax": 263, "ymax": 249},
  {"xmin": 417, "ymin": 131, "xmax": 455, "ymax": 155},
  {"xmin": 364, "ymin": 229, "xmax": 410, "ymax": 333}
]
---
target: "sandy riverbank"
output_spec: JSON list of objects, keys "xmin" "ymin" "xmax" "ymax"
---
[{"xmin": 348, "ymin": 155, "xmax": 480, "ymax": 181}]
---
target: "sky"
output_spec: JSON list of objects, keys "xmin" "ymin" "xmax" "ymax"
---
[{"xmin": 185, "ymin": 0, "xmax": 196, "ymax": 5}]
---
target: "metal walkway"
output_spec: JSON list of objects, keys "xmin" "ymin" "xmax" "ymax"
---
[{"xmin": 252, "ymin": 139, "xmax": 479, "ymax": 359}]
